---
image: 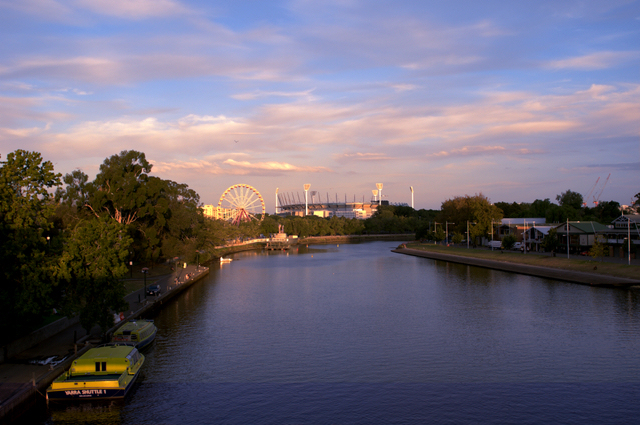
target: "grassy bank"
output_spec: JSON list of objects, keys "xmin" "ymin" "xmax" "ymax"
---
[{"xmin": 405, "ymin": 242, "xmax": 640, "ymax": 281}]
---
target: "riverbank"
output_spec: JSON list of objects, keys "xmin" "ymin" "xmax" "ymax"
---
[
  {"xmin": 394, "ymin": 243, "xmax": 640, "ymax": 287},
  {"xmin": 299, "ymin": 234, "xmax": 413, "ymax": 244},
  {"xmin": 0, "ymin": 265, "xmax": 209, "ymax": 424}
]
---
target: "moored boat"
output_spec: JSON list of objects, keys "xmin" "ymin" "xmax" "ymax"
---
[
  {"xmin": 220, "ymin": 257, "xmax": 233, "ymax": 263},
  {"xmin": 111, "ymin": 319, "xmax": 157, "ymax": 349},
  {"xmin": 46, "ymin": 344, "xmax": 144, "ymax": 401}
]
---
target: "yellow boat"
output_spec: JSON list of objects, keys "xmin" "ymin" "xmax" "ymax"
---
[
  {"xmin": 46, "ymin": 344, "xmax": 144, "ymax": 401},
  {"xmin": 111, "ymin": 319, "xmax": 157, "ymax": 349}
]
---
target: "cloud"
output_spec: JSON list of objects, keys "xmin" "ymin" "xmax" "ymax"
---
[
  {"xmin": 0, "ymin": 0, "xmax": 75, "ymax": 22},
  {"xmin": 75, "ymin": 0, "xmax": 190, "ymax": 19},
  {"xmin": 224, "ymin": 159, "xmax": 331, "ymax": 173},
  {"xmin": 334, "ymin": 152, "xmax": 393, "ymax": 161},
  {"xmin": 231, "ymin": 88, "xmax": 316, "ymax": 101},
  {"xmin": 545, "ymin": 51, "xmax": 638, "ymax": 70}
]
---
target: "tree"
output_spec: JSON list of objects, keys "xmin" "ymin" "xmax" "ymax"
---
[
  {"xmin": 0, "ymin": 150, "xmax": 61, "ymax": 339},
  {"xmin": 529, "ymin": 198, "xmax": 553, "ymax": 218},
  {"xmin": 589, "ymin": 238, "xmax": 606, "ymax": 262},
  {"xmin": 86, "ymin": 150, "xmax": 152, "ymax": 224},
  {"xmin": 556, "ymin": 190, "xmax": 583, "ymax": 210},
  {"xmin": 434, "ymin": 227, "xmax": 445, "ymax": 242},
  {"xmin": 590, "ymin": 201, "xmax": 621, "ymax": 224},
  {"xmin": 495, "ymin": 201, "xmax": 526, "ymax": 218},
  {"xmin": 541, "ymin": 228, "xmax": 560, "ymax": 253},
  {"xmin": 438, "ymin": 193, "xmax": 503, "ymax": 243},
  {"xmin": 502, "ymin": 233, "xmax": 517, "ymax": 250},
  {"xmin": 57, "ymin": 216, "xmax": 132, "ymax": 333}
]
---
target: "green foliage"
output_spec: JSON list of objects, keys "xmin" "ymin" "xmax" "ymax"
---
[
  {"xmin": 434, "ymin": 227, "xmax": 445, "ymax": 242},
  {"xmin": 589, "ymin": 238, "xmax": 606, "ymax": 262},
  {"xmin": 0, "ymin": 150, "xmax": 61, "ymax": 340},
  {"xmin": 541, "ymin": 228, "xmax": 559, "ymax": 252},
  {"xmin": 86, "ymin": 150, "xmax": 152, "ymax": 224},
  {"xmin": 438, "ymin": 193, "xmax": 503, "ymax": 243},
  {"xmin": 57, "ymin": 216, "xmax": 132, "ymax": 332},
  {"xmin": 451, "ymin": 232, "xmax": 463, "ymax": 244},
  {"xmin": 589, "ymin": 201, "xmax": 621, "ymax": 224},
  {"xmin": 502, "ymin": 233, "xmax": 517, "ymax": 250},
  {"xmin": 556, "ymin": 189, "xmax": 583, "ymax": 210}
]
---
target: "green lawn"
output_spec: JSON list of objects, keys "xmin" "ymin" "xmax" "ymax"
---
[{"xmin": 405, "ymin": 242, "xmax": 640, "ymax": 281}]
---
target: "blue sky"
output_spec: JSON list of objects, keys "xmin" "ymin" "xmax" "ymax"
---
[{"xmin": 1, "ymin": 0, "xmax": 638, "ymax": 211}]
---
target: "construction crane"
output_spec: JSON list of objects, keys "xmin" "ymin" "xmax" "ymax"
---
[
  {"xmin": 593, "ymin": 173, "xmax": 611, "ymax": 206},
  {"xmin": 583, "ymin": 177, "xmax": 600, "ymax": 207}
]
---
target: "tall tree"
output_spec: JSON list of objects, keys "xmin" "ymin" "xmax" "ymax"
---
[
  {"xmin": 86, "ymin": 150, "xmax": 152, "ymax": 224},
  {"xmin": 556, "ymin": 190, "xmax": 583, "ymax": 210},
  {"xmin": 57, "ymin": 216, "xmax": 132, "ymax": 333},
  {"xmin": 438, "ymin": 193, "xmax": 503, "ymax": 242},
  {"xmin": 0, "ymin": 150, "xmax": 61, "ymax": 339}
]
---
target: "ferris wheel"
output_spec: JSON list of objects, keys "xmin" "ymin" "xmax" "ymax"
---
[{"xmin": 218, "ymin": 184, "xmax": 265, "ymax": 225}]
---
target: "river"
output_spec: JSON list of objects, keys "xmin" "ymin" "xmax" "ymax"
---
[{"xmin": 37, "ymin": 241, "xmax": 640, "ymax": 424}]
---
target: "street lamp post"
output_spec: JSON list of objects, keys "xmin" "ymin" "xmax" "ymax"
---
[
  {"xmin": 467, "ymin": 221, "xmax": 476, "ymax": 249},
  {"xmin": 628, "ymin": 215, "xmax": 631, "ymax": 266},
  {"xmin": 446, "ymin": 222, "xmax": 455, "ymax": 245},
  {"xmin": 566, "ymin": 218, "xmax": 570, "ymax": 259},
  {"xmin": 523, "ymin": 220, "xmax": 527, "ymax": 255},
  {"xmin": 142, "ymin": 267, "xmax": 149, "ymax": 298},
  {"xmin": 304, "ymin": 184, "xmax": 310, "ymax": 216},
  {"xmin": 491, "ymin": 218, "xmax": 493, "ymax": 251}
]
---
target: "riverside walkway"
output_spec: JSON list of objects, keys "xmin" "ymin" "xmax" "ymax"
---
[
  {"xmin": 0, "ymin": 263, "xmax": 210, "ymax": 423},
  {"xmin": 394, "ymin": 247, "xmax": 640, "ymax": 287}
]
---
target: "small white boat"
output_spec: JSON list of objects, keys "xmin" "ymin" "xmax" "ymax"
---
[{"xmin": 220, "ymin": 257, "xmax": 233, "ymax": 263}]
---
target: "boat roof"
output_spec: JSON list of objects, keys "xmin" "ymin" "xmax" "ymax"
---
[
  {"xmin": 78, "ymin": 344, "xmax": 137, "ymax": 360},
  {"xmin": 113, "ymin": 320, "xmax": 154, "ymax": 334}
]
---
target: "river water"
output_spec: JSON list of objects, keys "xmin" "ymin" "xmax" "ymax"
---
[{"xmin": 37, "ymin": 241, "xmax": 640, "ymax": 424}]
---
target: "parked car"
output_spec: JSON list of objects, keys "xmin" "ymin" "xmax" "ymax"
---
[
  {"xmin": 487, "ymin": 241, "xmax": 502, "ymax": 249},
  {"xmin": 147, "ymin": 284, "xmax": 161, "ymax": 296}
]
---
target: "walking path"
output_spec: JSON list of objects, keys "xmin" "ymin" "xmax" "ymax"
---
[
  {"xmin": 394, "ymin": 247, "xmax": 640, "ymax": 287},
  {"xmin": 0, "ymin": 263, "xmax": 210, "ymax": 423}
]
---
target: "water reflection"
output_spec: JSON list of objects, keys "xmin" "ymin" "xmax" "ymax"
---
[
  {"xmin": 29, "ymin": 242, "xmax": 640, "ymax": 424},
  {"xmin": 48, "ymin": 400, "xmax": 123, "ymax": 424}
]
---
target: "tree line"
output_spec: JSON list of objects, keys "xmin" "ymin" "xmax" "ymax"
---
[
  {"xmin": 1, "ymin": 149, "xmax": 637, "ymax": 342},
  {"xmin": 0, "ymin": 150, "xmax": 372, "ymax": 341}
]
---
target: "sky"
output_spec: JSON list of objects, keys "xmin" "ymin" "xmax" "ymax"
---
[{"xmin": 1, "ymin": 0, "xmax": 639, "ymax": 212}]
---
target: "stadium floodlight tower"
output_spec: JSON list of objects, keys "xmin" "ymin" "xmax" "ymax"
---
[
  {"xmin": 410, "ymin": 186, "xmax": 414, "ymax": 209},
  {"xmin": 372, "ymin": 189, "xmax": 378, "ymax": 203},
  {"xmin": 376, "ymin": 183, "xmax": 383, "ymax": 205},
  {"xmin": 275, "ymin": 187, "xmax": 279, "ymax": 214},
  {"xmin": 304, "ymin": 184, "xmax": 311, "ymax": 216}
]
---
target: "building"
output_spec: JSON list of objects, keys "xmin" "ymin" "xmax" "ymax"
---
[
  {"xmin": 497, "ymin": 218, "xmax": 546, "ymax": 240},
  {"xmin": 597, "ymin": 214, "xmax": 640, "ymax": 258},
  {"xmin": 522, "ymin": 225, "xmax": 554, "ymax": 252},
  {"xmin": 554, "ymin": 221, "xmax": 609, "ymax": 254}
]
